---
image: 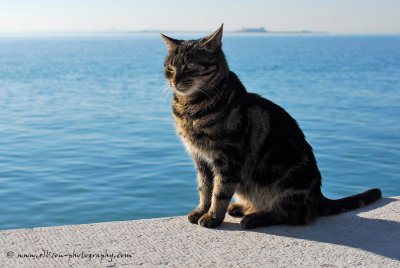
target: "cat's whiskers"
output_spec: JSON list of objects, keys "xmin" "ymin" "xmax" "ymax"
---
[
  {"xmin": 179, "ymin": 81, "xmax": 212, "ymax": 98},
  {"xmin": 161, "ymin": 82, "xmax": 170, "ymax": 93},
  {"xmin": 198, "ymin": 88, "xmax": 213, "ymax": 99},
  {"xmin": 199, "ymin": 82, "xmax": 220, "ymax": 98},
  {"xmin": 160, "ymin": 82, "xmax": 173, "ymax": 98},
  {"xmin": 201, "ymin": 81, "xmax": 219, "ymax": 91}
]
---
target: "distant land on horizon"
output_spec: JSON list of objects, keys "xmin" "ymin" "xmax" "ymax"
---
[
  {"xmin": 3, "ymin": 27, "xmax": 400, "ymax": 35},
  {"xmin": 0, "ymin": 26, "xmax": 328, "ymax": 35},
  {"xmin": 141, "ymin": 27, "xmax": 328, "ymax": 34}
]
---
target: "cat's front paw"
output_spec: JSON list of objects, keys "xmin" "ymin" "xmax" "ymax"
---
[
  {"xmin": 198, "ymin": 212, "xmax": 223, "ymax": 228},
  {"xmin": 187, "ymin": 209, "xmax": 207, "ymax": 224}
]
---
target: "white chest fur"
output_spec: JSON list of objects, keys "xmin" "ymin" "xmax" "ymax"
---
[{"xmin": 181, "ymin": 136, "xmax": 215, "ymax": 165}]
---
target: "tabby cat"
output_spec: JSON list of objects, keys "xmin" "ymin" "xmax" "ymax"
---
[{"xmin": 161, "ymin": 24, "xmax": 382, "ymax": 229}]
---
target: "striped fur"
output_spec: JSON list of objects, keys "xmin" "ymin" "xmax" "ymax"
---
[{"xmin": 161, "ymin": 24, "xmax": 382, "ymax": 229}]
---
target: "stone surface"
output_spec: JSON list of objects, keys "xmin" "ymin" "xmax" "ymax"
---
[{"xmin": 1, "ymin": 197, "xmax": 399, "ymax": 267}]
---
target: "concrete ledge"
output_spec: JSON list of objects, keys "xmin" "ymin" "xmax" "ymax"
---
[{"xmin": 1, "ymin": 197, "xmax": 399, "ymax": 267}]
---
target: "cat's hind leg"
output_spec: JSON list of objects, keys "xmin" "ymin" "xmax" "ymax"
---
[
  {"xmin": 228, "ymin": 195, "xmax": 253, "ymax": 217},
  {"xmin": 240, "ymin": 192, "xmax": 316, "ymax": 229},
  {"xmin": 240, "ymin": 211, "xmax": 285, "ymax": 229},
  {"xmin": 227, "ymin": 203, "xmax": 246, "ymax": 217}
]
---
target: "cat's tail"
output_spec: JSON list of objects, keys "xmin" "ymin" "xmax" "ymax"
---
[{"xmin": 317, "ymin": 188, "xmax": 382, "ymax": 216}]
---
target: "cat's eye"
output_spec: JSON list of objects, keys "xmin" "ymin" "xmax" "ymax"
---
[
  {"xmin": 187, "ymin": 63, "xmax": 196, "ymax": 69},
  {"xmin": 165, "ymin": 65, "xmax": 174, "ymax": 73}
]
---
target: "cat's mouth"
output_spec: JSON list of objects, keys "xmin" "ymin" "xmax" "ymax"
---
[{"xmin": 172, "ymin": 83, "xmax": 197, "ymax": 96}]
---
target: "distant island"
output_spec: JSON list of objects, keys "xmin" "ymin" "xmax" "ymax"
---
[
  {"xmin": 240, "ymin": 27, "xmax": 268, "ymax": 33},
  {"xmin": 237, "ymin": 27, "xmax": 325, "ymax": 34}
]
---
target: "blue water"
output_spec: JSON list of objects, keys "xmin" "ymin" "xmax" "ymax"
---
[{"xmin": 0, "ymin": 34, "xmax": 399, "ymax": 230}]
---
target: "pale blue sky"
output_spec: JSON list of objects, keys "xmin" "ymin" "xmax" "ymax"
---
[{"xmin": 0, "ymin": 0, "xmax": 399, "ymax": 33}]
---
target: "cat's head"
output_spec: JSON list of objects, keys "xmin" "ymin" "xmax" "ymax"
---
[{"xmin": 161, "ymin": 24, "xmax": 229, "ymax": 96}]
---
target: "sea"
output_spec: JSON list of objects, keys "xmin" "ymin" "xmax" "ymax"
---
[{"xmin": 0, "ymin": 33, "xmax": 399, "ymax": 230}]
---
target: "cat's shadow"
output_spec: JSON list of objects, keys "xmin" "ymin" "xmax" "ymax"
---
[{"xmin": 218, "ymin": 198, "xmax": 400, "ymax": 260}]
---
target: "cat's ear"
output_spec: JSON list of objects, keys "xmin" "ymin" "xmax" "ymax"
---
[
  {"xmin": 203, "ymin": 24, "xmax": 224, "ymax": 51},
  {"xmin": 160, "ymin": 33, "xmax": 180, "ymax": 52}
]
